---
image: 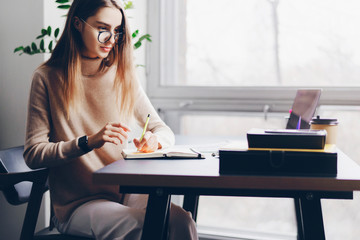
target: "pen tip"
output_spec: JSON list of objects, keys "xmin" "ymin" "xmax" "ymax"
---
[{"xmin": 147, "ymin": 114, "xmax": 150, "ymax": 117}]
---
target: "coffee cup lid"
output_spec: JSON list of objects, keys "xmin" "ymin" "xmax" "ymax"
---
[{"xmin": 310, "ymin": 115, "xmax": 338, "ymax": 125}]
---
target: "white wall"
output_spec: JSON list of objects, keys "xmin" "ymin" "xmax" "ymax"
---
[
  {"xmin": 127, "ymin": 0, "xmax": 147, "ymax": 88},
  {"xmin": 0, "ymin": 1, "xmax": 45, "ymax": 239},
  {"xmin": 0, "ymin": 0, "xmax": 147, "ymax": 239},
  {"xmin": 0, "ymin": 0, "xmax": 44, "ymax": 149}
]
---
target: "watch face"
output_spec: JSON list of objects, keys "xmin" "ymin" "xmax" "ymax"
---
[{"xmin": 79, "ymin": 135, "xmax": 91, "ymax": 152}]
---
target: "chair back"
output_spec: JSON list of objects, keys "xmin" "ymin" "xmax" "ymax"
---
[
  {"xmin": 0, "ymin": 146, "xmax": 94, "ymax": 240},
  {"xmin": 0, "ymin": 146, "xmax": 33, "ymax": 205}
]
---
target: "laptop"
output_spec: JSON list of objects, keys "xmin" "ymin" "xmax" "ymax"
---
[{"xmin": 286, "ymin": 89, "xmax": 322, "ymax": 129}]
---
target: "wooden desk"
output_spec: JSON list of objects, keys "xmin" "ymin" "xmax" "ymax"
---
[{"xmin": 93, "ymin": 139, "xmax": 360, "ymax": 240}]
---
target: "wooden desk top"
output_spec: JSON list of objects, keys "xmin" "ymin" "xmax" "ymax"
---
[{"xmin": 93, "ymin": 149, "xmax": 360, "ymax": 192}]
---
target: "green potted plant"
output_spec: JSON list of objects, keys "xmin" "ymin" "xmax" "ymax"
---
[{"xmin": 14, "ymin": 0, "xmax": 151, "ymax": 55}]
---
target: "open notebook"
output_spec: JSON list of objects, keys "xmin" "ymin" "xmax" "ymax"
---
[{"xmin": 122, "ymin": 148, "xmax": 205, "ymax": 159}]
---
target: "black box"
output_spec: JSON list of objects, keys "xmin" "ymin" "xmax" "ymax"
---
[
  {"xmin": 247, "ymin": 128, "xmax": 326, "ymax": 149},
  {"xmin": 219, "ymin": 148, "xmax": 337, "ymax": 176}
]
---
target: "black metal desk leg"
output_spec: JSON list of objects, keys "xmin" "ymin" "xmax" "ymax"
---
[
  {"xmin": 297, "ymin": 194, "xmax": 325, "ymax": 240},
  {"xmin": 141, "ymin": 188, "xmax": 171, "ymax": 240},
  {"xmin": 183, "ymin": 194, "xmax": 199, "ymax": 221},
  {"xmin": 162, "ymin": 199, "xmax": 171, "ymax": 240},
  {"xmin": 294, "ymin": 198, "xmax": 305, "ymax": 240}
]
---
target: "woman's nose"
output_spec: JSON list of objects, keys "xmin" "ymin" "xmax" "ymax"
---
[{"xmin": 108, "ymin": 34, "xmax": 116, "ymax": 44}]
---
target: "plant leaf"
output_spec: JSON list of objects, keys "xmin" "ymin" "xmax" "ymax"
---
[
  {"xmin": 145, "ymin": 35, "xmax": 152, "ymax": 42},
  {"xmin": 14, "ymin": 46, "xmax": 24, "ymax": 53},
  {"xmin": 40, "ymin": 39, "xmax": 45, "ymax": 51},
  {"xmin": 31, "ymin": 42, "xmax": 38, "ymax": 51},
  {"xmin": 37, "ymin": 29, "xmax": 47, "ymax": 39},
  {"xmin": 48, "ymin": 41, "xmax": 53, "ymax": 52},
  {"xmin": 56, "ymin": 0, "xmax": 69, "ymax": 3},
  {"xmin": 47, "ymin": 26, "xmax": 52, "ymax": 36},
  {"xmin": 134, "ymin": 41, "xmax": 141, "ymax": 49},
  {"xmin": 133, "ymin": 34, "xmax": 152, "ymax": 50},
  {"xmin": 54, "ymin": 28, "xmax": 60, "ymax": 38},
  {"xmin": 36, "ymin": 34, "xmax": 46, "ymax": 39},
  {"xmin": 24, "ymin": 46, "xmax": 31, "ymax": 54},
  {"xmin": 132, "ymin": 30, "xmax": 139, "ymax": 38},
  {"xmin": 138, "ymin": 34, "xmax": 152, "ymax": 43},
  {"xmin": 124, "ymin": 1, "xmax": 133, "ymax": 10},
  {"xmin": 58, "ymin": 5, "xmax": 71, "ymax": 9}
]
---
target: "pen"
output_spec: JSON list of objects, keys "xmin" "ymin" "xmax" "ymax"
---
[
  {"xmin": 190, "ymin": 147, "xmax": 201, "ymax": 155},
  {"xmin": 139, "ymin": 114, "xmax": 150, "ymax": 142},
  {"xmin": 296, "ymin": 116, "xmax": 301, "ymax": 129},
  {"xmin": 190, "ymin": 148, "xmax": 203, "ymax": 158}
]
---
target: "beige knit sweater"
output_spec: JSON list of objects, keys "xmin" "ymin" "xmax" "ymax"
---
[{"xmin": 24, "ymin": 58, "xmax": 175, "ymax": 223}]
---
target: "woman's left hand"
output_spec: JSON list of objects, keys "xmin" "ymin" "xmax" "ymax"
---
[{"xmin": 133, "ymin": 131, "xmax": 161, "ymax": 153}]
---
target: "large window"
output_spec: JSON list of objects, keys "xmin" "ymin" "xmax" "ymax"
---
[
  {"xmin": 164, "ymin": 0, "xmax": 360, "ymax": 87},
  {"xmin": 147, "ymin": 0, "xmax": 360, "ymax": 114},
  {"xmin": 146, "ymin": 1, "xmax": 360, "ymax": 239}
]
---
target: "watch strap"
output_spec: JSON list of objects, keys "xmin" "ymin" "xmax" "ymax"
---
[{"xmin": 78, "ymin": 135, "xmax": 92, "ymax": 153}]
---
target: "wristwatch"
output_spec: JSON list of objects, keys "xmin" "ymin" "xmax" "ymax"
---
[{"xmin": 78, "ymin": 135, "xmax": 92, "ymax": 153}]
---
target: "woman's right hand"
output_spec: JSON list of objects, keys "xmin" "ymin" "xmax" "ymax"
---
[{"xmin": 87, "ymin": 122, "xmax": 130, "ymax": 149}]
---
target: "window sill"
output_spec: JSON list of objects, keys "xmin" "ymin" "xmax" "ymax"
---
[{"xmin": 198, "ymin": 225, "xmax": 297, "ymax": 240}]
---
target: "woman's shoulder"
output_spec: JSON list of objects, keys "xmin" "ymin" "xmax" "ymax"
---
[
  {"xmin": 34, "ymin": 63, "xmax": 61, "ymax": 75},
  {"xmin": 32, "ymin": 63, "xmax": 62, "ymax": 83}
]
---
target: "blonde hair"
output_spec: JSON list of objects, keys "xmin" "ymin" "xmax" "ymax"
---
[{"xmin": 45, "ymin": 0, "xmax": 137, "ymax": 119}]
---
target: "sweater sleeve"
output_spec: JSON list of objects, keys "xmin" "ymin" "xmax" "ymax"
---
[
  {"xmin": 133, "ymin": 86, "xmax": 175, "ymax": 149},
  {"xmin": 23, "ymin": 71, "xmax": 84, "ymax": 169}
]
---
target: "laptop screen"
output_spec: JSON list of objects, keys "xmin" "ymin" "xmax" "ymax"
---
[{"xmin": 286, "ymin": 89, "xmax": 322, "ymax": 129}]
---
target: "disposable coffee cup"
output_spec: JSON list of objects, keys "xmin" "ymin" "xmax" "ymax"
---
[{"xmin": 310, "ymin": 116, "xmax": 339, "ymax": 145}]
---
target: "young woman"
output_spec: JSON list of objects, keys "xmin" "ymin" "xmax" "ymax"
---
[{"xmin": 24, "ymin": 0, "xmax": 198, "ymax": 239}]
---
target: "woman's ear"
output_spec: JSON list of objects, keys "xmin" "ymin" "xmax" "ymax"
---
[{"xmin": 73, "ymin": 17, "xmax": 82, "ymax": 31}]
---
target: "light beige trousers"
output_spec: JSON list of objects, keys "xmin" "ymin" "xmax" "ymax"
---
[{"xmin": 55, "ymin": 194, "xmax": 198, "ymax": 240}]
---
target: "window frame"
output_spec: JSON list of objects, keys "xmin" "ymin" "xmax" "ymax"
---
[{"xmin": 146, "ymin": 0, "xmax": 360, "ymax": 114}]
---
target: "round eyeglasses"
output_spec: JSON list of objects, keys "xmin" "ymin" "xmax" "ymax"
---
[{"xmin": 80, "ymin": 18, "xmax": 124, "ymax": 44}]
